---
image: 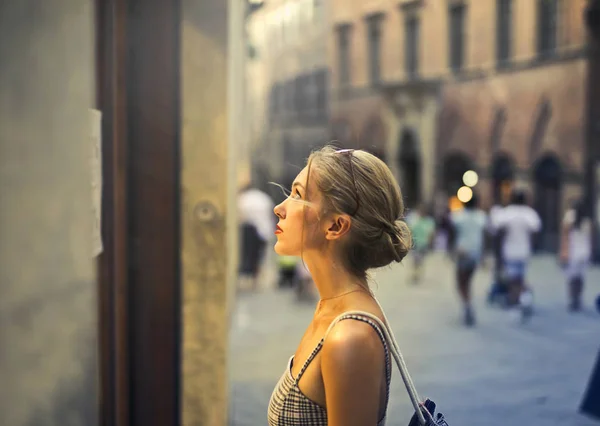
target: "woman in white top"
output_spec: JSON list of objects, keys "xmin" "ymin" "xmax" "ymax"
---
[{"xmin": 560, "ymin": 199, "xmax": 592, "ymax": 312}]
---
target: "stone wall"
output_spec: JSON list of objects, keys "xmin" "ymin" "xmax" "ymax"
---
[{"xmin": 0, "ymin": 2, "xmax": 97, "ymax": 426}]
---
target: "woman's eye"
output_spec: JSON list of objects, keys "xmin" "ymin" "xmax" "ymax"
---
[{"xmin": 292, "ymin": 190, "xmax": 301, "ymax": 200}]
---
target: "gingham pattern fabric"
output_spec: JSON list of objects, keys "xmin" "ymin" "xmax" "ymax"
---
[{"xmin": 267, "ymin": 314, "xmax": 392, "ymax": 426}]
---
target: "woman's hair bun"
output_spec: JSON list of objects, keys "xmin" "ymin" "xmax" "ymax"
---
[
  {"xmin": 361, "ymin": 219, "xmax": 412, "ymax": 270},
  {"xmin": 389, "ymin": 219, "xmax": 412, "ymax": 262},
  {"xmin": 307, "ymin": 146, "xmax": 413, "ymax": 278}
]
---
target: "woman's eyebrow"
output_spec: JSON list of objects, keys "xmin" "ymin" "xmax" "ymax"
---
[{"xmin": 292, "ymin": 182, "xmax": 305, "ymax": 190}]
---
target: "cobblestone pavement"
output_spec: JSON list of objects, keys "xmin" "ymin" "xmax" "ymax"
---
[{"xmin": 228, "ymin": 253, "xmax": 600, "ymax": 426}]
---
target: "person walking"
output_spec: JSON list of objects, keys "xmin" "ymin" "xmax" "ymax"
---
[
  {"xmin": 451, "ymin": 193, "xmax": 487, "ymax": 326},
  {"xmin": 406, "ymin": 204, "xmax": 436, "ymax": 284},
  {"xmin": 559, "ymin": 199, "xmax": 593, "ymax": 312},
  {"xmin": 238, "ymin": 183, "xmax": 275, "ymax": 290},
  {"xmin": 491, "ymin": 188, "xmax": 541, "ymax": 321}
]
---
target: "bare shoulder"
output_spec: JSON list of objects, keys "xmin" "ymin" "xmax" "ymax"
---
[
  {"xmin": 321, "ymin": 318, "xmax": 385, "ymax": 368},
  {"xmin": 319, "ymin": 316, "xmax": 387, "ymax": 424}
]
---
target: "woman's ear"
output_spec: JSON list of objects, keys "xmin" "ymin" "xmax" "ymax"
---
[{"xmin": 324, "ymin": 214, "xmax": 352, "ymax": 241}]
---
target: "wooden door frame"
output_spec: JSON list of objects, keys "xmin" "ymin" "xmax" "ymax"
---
[
  {"xmin": 96, "ymin": 0, "xmax": 130, "ymax": 425},
  {"xmin": 125, "ymin": 0, "xmax": 181, "ymax": 424},
  {"xmin": 96, "ymin": 0, "xmax": 181, "ymax": 425}
]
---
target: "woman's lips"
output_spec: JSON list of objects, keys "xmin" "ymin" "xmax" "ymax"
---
[{"xmin": 275, "ymin": 225, "xmax": 283, "ymax": 235}]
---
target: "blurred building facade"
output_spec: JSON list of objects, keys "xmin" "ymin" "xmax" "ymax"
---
[
  {"xmin": 245, "ymin": 0, "xmax": 329, "ymax": 198},
  {"xmin": 328, "ymin": 0, "xmax": 592, "ymax": 251}
]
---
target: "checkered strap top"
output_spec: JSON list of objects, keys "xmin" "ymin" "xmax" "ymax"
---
[{"xmin": 267, "ymin": 313, "xmax": 392, "ymax": 426}]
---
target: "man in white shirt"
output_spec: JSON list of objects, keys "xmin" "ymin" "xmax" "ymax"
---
[{"xmin": 491, "ymin": 189, "xmax": 541, "ymax": 318}]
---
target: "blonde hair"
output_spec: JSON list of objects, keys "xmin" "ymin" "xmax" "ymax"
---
[{"xmin": 306, "ymin": 145, "xmax": 412, "ymax": 280}]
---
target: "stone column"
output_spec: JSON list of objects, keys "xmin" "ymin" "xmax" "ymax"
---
[
  {"xmin": 180, "ymin": 0, "xmax": 233, "ymax": 425},
  {"xmin": 420, "ymin": 96, "xmax": 440, "ymax": 205},
  {"xmin": 0, "ymin": 2, "xmax": 97, "ymax": 426}
]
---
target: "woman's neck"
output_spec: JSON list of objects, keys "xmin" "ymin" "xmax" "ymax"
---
[{"xmin": 302, "ymin": 250, "xmax": 368, "ymax": 301}]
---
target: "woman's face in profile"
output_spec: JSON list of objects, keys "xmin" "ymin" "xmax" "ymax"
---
[{"xmin": 273, "ymin": 166, "xmax": 324, "ymax": 256}]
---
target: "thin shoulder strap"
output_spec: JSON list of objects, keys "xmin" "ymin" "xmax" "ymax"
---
[
  {"xmin": 326, "ymin": 307, "xmax": 430, "ymax": 426},
  {"xmin": 323, "ymin": 312, "xmax": 383, "ymax": 339},
  {"xmin": 295, "ymin": 340, "xmax": 325, "ymax": 382}
]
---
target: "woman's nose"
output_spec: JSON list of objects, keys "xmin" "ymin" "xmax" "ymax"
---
[{"xmin": 274, "ymin": 201, "xmax": 285, "ymax": 219}]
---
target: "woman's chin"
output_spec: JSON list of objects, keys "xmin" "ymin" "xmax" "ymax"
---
[
  {"xmin": 273, "ymin": 240, "xmax": 295, "ymax": 257},
  {"xmin": 273, "ymin": 240, "xmax": 285, "ymax": 255}
]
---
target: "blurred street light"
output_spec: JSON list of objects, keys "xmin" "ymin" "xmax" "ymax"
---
[
  {"xmin": 462, "ymin": 170, "xmax": 479, "ymax": 187},
  {"xmin": 457, "ymin": 186, "xmax": 473, "ymax": 203}
]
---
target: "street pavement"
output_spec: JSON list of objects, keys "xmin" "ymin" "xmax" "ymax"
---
[{"xmin": 228, "ymin": 253, "xmax": 600, "ymax": 426}]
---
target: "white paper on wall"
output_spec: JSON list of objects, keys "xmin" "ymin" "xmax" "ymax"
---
[{"xmin": 90, "ymin": 108, "xmax": 103, "ymax": 257}]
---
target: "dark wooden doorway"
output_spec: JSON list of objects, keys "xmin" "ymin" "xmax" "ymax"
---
[
  {"xmin": 96, "ymin": 1, "xmax": 181, "ymax": 425},
  {"xmin": 442, "ymin": 151, "xmax": 474, "ymax": 195},
  {"xmin": 397, "ymin": 128, "xmax": 421, "ymax": 208},
  {"xmin": 491, "ymin": 153, "xmax": 515, "ymax": 206},
  {"xmin": 533, "ymin": 154, "xmax": 563, "ymax": 253}
]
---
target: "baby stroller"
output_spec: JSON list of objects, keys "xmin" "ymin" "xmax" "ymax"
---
[
  {"xmin": 486, "ymin": 228, "xmax": 519, "ymax": 308},
  {"xmin": 488, "ymin": 262, "xmax": 535, "ymax": 306},
  {"xmin": 487, "ymin": 232, "xmax": 509, "ymax": 306},
  {"xmin": 487, "ymin": 261, "xmax": 510, "ymax": 306}
]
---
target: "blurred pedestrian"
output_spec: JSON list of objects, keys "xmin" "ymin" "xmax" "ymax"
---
[
  {"xmin": 487, "ymin": 202, "xmax": 507, "ymax": 306},
  {"xmin": 277, "ymin": 255, "xmax": 298, "ymax": 289},
  {"xmin": 434, "ymin": 207, "xmax": 455, "ymax": 256},
  {"xmin": 559, "ymin": 199, "xmax": 592, "ymax": 312},
  {"xmin": 581, "ymin": 346, "xmax": 600, "ymax": 420},
  {"xmin": 491, "ymin": 188, "xmax": 541, "ymax": 321},
  {"xmin": 238, "ymin": 183, "xmax": 275, "ymax": 291},
  {"xmin": 407, "ymin": 204, "xmax": 436, "ymax": 284},
  {"xmin": 451, "ymin": 193, "xmax": 487, "ymax": 326}
]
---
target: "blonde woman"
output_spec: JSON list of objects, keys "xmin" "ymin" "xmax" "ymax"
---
[{"xmin": 268, "ymin": 146, "xmax": 423, "ymax": 426}]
